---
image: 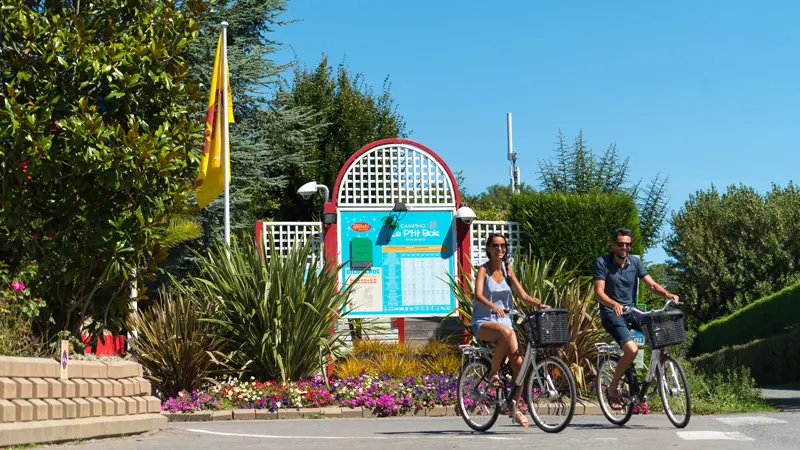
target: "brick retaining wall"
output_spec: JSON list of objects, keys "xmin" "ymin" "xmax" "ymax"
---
[{"xmin": 0, "ymin": 356, "xmax": 166, "ymax": 447}]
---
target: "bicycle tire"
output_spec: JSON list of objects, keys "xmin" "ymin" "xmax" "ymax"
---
[
  {"xmin": 658, "ymin": 354, "xmax": 692, "ymax": 428},
  {"xmin": 524, "ymin": 356, "xmax": 577, "ymax": 433},
  {"xmin": 457, "ymin": 358, "xmax": 501, "ymax": 432},
  {"xmin": 596, "ymin": 355, "xmax": 634, "ymax": 426}
]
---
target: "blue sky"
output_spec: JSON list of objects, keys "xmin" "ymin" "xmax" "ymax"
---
[{"xmin": 272, "ymin": 0, "xmax": 799, "ymax": 263}]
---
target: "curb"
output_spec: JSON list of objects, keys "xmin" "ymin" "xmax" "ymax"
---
[{"xmin": 163, "ymin": 401, "xmax": 604, "ymax": 422}]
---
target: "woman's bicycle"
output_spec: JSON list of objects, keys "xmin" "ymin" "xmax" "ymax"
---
[
  {"xmin": 457, "ymin": 308, "xmax": 577, "ymax": 433},
  {"xmin": 595, "ymin": 298, "xmax": 691, "ymax": 428}
]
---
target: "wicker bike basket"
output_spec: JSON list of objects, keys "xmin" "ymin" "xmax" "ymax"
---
[
  {"xmin": 642, "ymin": 309, "xmax": 687, "ymax": 349},
  {"xmin": 522, "ymin": 308, "xmax": 569, "ymax": 348}
]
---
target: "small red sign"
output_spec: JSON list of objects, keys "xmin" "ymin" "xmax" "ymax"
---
[{"xmin": 351, "ymin": 222, "xmax": 371, "ymax": 232}]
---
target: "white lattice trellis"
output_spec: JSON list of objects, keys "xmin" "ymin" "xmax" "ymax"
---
[
  {"xmin": 260, "ymin": 222, "xmax": 323, "ymax": 259},
  {"xmin": 338, "ymin": 143, "xmax": 456, "ymax": 207},
  {"xmin": 470, "ymin": 220, "xmax": 521, "ymax": 267}
]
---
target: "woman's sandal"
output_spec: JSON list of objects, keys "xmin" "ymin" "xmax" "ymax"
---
[
  {"xmin": 514, "ymin": 410, "xmax": 529, "ymax": 428},
  {"xmin": 489, "ymin": 374, "xmax": 504, "ymax": 388}
]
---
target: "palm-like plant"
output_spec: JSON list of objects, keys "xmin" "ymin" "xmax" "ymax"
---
[
  {"xmin": 192, "ymin": 235, "xmax": 362, "ymax": 383},
  {"xmin": 127, "ymin": 287, "xmax": 228, "ymax": 398}
]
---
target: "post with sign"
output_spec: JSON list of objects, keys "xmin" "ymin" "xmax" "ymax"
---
[{"xmin": 60, "ymin": 340, "xmax": 70, "ymax": 380}]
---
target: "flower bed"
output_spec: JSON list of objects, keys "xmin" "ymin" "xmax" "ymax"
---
[{"xmin": 163, "ymin": 374, "xmax": 459, "ymax": 416}]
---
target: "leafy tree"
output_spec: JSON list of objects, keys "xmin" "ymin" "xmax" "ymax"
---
[
  {"xmin": 279, "ymin": 55, "xmax": 408, "ymax": 220},
  {"xmin": 0, "ymin": 0, "xmax": 207, "ymax": 339},
  {"xmin": 665, "ymin": 183, "xmax": 800, "ymax": 325},
  {"xmin": 538, "ymin": 130, "xmax": 669, "ymax": 251},
  {"xmin": 457, "ymin": 176, "xmax": 536, "ymax": 221},
  {"xmin": 158, "ymin": 0, "xmax": 321, "ymax": 281}
]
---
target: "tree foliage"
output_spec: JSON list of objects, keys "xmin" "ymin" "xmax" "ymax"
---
[
  {"xmin": 458, "ymin": 177, "xmax": 536, "ymax": 221},
  {"xmin": 538, "ymin": 130, "xmax": 669, "ymax": 251},
  {"xmin": 509, "ymin": 192, "xmax": 643, "ymax": 275},
  {"xmin": 158, "ymin": 0, "xmax": 321, "ymax": 281},
  {"xmin": 665, "ymin": 182, "xmax": 800, "ymax": 325},
  {"xmin": 0, "ymin": 0, "xmax": 207, "ymax": 338},
  {"xmin": 279, "ymin": 55, "xmax": 408, "ymax": 220}
]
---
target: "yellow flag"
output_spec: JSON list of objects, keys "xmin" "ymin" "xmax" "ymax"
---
[{"xmin": 196, "ymin": 33, "xmax": 234, "ymax": 208}]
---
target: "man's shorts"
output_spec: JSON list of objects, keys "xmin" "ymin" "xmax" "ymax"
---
[{"xmin": 600, "ymin": 312, "xmax": 643, "ymax": 346}]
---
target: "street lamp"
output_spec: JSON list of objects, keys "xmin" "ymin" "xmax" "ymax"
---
[
  {"xmin": 455, "ymin": 206, "xmax": 476, "ymax": 225},
  {"xmin": 297, "ymin": 181, "xmax": 330, "ymax": 203}
]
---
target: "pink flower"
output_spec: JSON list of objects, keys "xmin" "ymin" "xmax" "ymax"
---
[{"xmin": 11, "ymin": 281, "xmax": 25, "ymax": 291}]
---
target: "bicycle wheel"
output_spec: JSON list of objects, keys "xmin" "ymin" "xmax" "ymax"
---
[
  {"xmin": 596, "ymin": 355, "xmax": 634, "ymax": 426},
  {"xmin": 457, "ymin": 358, "xmax": 500, "ymax": 432},
  {"xmin": 658, "ymin": 354, "xmax": 691, "ymax": 428},
  {"xmin": 524, "ymin": 356, "xmax": 576, "ymax": 433}
]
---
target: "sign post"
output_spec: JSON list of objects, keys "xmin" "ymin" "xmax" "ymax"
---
[{"xmin": 60, "ymin": 340, "xmax": 70, "ymax": 380}]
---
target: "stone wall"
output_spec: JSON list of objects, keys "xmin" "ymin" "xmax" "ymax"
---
[{"xmin": 0, "ymin": 356, "xmax": 166, "ymax": 447}]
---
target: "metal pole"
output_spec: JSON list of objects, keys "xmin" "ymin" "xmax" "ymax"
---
[
  {"xmin": 221, "ymin": 22, "xmax": 231, "ymax": 246},
  {"xmin": 506, "ymin": 113, "xmax": 519, "ymax": 194}
]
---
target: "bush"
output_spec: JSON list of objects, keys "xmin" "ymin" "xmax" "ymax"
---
[
  {"xmin": 336, "ymin": 339, "xmax": 461, "ymax": 378},
  {"xmin": 691, "ymin": 325, "xmax": 800, "ymax": 386},
  {"xmin": 666, "ymin": 183, "xmax": 800, "ymax": 325},
  {"xmin": 0, "ymin": 0, "xmax": 207, "ymax": 340},
  {"xmin": 191, "ymin": 236, "xmax": 362, "ymax": 383},
  {"xmin": 691, "ymin": 280, "xmax": 800, "ymax": 355},
  {"xmin": 0, "ymin": 278, "xmax": 47, "ymax": 357},
  {"xmin": 682, "ymin": 362, "xmax": 773, "ymax": 414},
  {"xmin": 127, "ymin": 287, "xmax": 228, "ymax": 399},
  {"xmin": 509, "ymin": 192, "xmax": 642, "ymax": 275}
]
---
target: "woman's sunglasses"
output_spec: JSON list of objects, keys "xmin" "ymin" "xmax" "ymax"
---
[{"xmin": 490, "ymin": 243, "xmax": 507, "ymax": 249}]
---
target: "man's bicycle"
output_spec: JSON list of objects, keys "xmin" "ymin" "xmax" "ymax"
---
[
  {"xmin": 595, "ymin": 299, "xmax": 691, "ymax": 428},
  {"xmin": 457, "ymin": 308, "xmax": 577, "ymax": 433}
]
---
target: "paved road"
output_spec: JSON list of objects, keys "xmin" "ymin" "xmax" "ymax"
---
[
  {"xmin": 761, "ymin": 383, "xmax": 800, "ymax": 411},
  {"xmin": 49, "ymin": 412, "xmax": 800, "ymax": 450}
]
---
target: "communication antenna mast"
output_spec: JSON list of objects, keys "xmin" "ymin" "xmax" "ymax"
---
[{"xmin": 507, "ymin": 113, "xmax": 520, "ymax": 194}]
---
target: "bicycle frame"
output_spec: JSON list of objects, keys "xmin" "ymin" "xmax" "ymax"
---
[
  {"xmin": 460, "ymin": 338, "xmax": 559, "ymax": 417},
  {"xmin": 595, "ymin": 340, "xmax": 669, "ymax": 406}
]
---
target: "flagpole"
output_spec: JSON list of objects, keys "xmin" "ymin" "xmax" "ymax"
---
[{"xmin": 221, "ymin": 21, "xmax": 231, "ymax": 246}]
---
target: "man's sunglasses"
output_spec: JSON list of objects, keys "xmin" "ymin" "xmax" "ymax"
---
[
  {"xmin": 615, "ymin": 241, "xmax": 632, "ymax": 248},
  {"xmin": 490, "ymin": 243, "xmax": 507, "ymax": 249}
]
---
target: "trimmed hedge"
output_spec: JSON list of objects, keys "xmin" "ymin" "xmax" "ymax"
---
[
  {"xmin": 691, "ymin": 280, "xmax": 800, "ymax": 356},
  {"xmin": 509, "ymin": 192, "xmax": 642, "ymax": 275},
  {"xmin": 691, "ymin": 325, "xmax": 800, "ymax": 386}
]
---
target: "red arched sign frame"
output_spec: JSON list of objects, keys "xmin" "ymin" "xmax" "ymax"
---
[{"xmin": 321, "ymin": 139, "xmax": 471, "ymax": 342}]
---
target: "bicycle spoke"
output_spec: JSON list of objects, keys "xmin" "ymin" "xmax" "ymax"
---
[
  {"xmin": 525, "ymin": 357, "xmax": 576, "ymax": 432},
  {"xmin": 458, "ymin": 360, "xmax": 500, "ymax": 431},
  {"xmin": 658, "ymin": 356, "xmax": 691, "ymax": 428}
]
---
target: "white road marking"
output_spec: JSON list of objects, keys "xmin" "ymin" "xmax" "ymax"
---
[
  {"xmin": 717, "ymin": 416, "xmax": 787, "ymax": 426},
  {"xmin": 677, "ymin": 431, "xmax": 754, "ymax": 441},
  {"xmin": 186, "ymin": 429, "xmax": 521, "ymax": 440}
]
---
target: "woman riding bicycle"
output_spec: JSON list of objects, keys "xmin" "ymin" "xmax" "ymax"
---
[{"xmin": 472, "ymin": 232, "xmax": 549, "ymax": 427}]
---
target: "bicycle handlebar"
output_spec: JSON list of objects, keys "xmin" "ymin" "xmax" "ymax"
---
[{"xmin": 622, "ymin": 298, "xmax": 680, "ymax": 318}]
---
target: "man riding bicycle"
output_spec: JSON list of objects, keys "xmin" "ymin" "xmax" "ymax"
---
[{"xmin": 592, "ymin": 228, "xmax": 679, "ymax": 409}]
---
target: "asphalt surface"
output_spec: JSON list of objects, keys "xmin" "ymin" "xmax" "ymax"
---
[{"xmin": 48, "ymin": 411, "xmax": 800, "ymax": 450}]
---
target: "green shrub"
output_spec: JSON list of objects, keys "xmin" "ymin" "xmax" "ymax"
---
[
  {"xmin": 682, "ymin": 362, "xmax": 773, "ymax": 414},
  {"xmin": 692, "ymin": 280, "xmax": 800, "ymax": 355},
  {"xmin": 691, "ymin": 325, "xmax": 800, "ymax": 386},
  {"xmin": 128, "ymin": 287, "xmax": 228, "ymax": 398},
  {"xmin": 665, "ymin": 183, "xmax": 800, "ymax": 326},
  {"xmin": 0, "ymin": 264, "xmax": 49, "ymax": 357},
  {"xmin": 509, "ymin": 192, "xmax": 642, "ymax": 275},
  {"xmin": 192, "ymin": 235, "xmax": 362, "ymax": 383}
]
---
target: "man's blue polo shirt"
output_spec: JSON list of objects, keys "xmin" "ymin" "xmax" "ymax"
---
[{"xmin": 593, "ymin": 254, "xmax": 648, "ymax": 317}]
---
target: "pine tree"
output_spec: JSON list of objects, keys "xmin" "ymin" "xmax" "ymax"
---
[{"xmin": 538, "ymin": 130, "xmax": 669, "ymax": 251}]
